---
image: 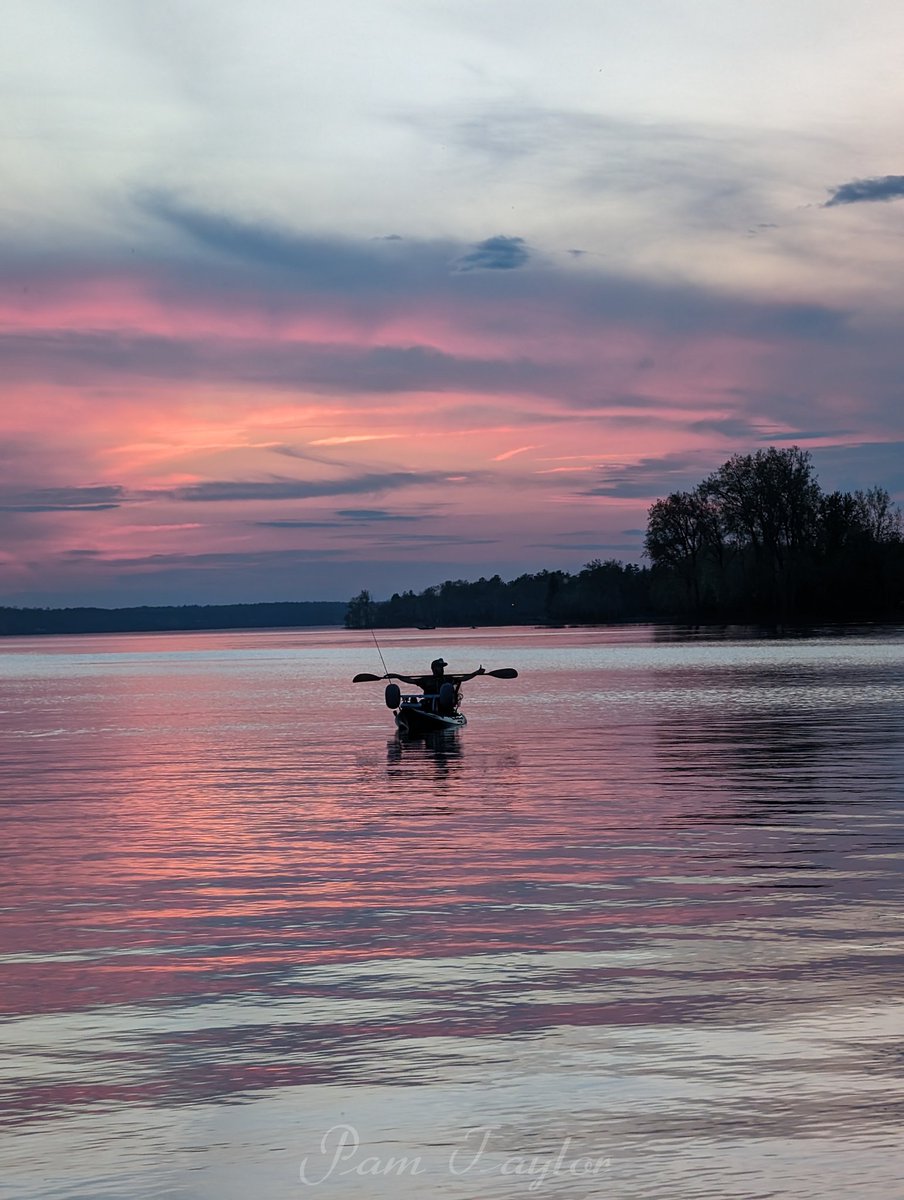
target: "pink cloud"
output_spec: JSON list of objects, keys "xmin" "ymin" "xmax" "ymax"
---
[{"xmin": 1, "ymin": 213, "xmax": 902, "ymax": 604}]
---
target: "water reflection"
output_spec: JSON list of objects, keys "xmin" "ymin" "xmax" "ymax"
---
[
  {"xmin": 654, "ymin": 657, "xmax": 903, "ymax": 820},
  {"xmin": 386, "ymin": 729, "xmax": 464, "ymax": 775},
  {"xmin": 1, "ymin": 626, "xmax": 903, "ymax": 1199}
]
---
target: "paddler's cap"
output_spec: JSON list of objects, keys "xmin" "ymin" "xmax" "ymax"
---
[{"xmin": 431, "ymin": 657, "xmax": 448, "ymax": 670}]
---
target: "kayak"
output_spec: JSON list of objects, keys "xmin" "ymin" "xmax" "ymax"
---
[
  {"xmin": 352, "ymin": 667, "xmax": 518, "ymax": 735},
  {"xmin": 393, "ymin": 692, "xmax": 467, "ymax": 735}
]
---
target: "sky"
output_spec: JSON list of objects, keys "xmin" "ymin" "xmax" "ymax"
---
[{"xmin": 2, "ymin": 0, "xmax": 904, "ymax": 606}]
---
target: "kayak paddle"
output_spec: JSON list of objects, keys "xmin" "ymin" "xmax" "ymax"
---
[{"xmin": 352, "ymin": 668, "xmax": 518, "ymax": 682}]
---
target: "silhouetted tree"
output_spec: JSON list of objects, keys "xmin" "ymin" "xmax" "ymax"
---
[
  {"xmin": 344, "ymin": 589, "xmax": 376, "ymax": 629},
  {"xmin": 854, "ymin": 486, "xmax": 904, "ymax": 543},
  {"xmin": 645, "ymin": 487, "xmax": 722, "ymax": 610},
  {"xmin": 643, "ymin": 446, "xmax": 902, "ymax": 621},
  {"xmin": 702, "ymin": 446, "xmax": 820, "ymax": 615}
]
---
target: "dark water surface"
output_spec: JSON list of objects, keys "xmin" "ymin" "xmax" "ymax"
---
[{"xmin": 1, "ymin": 625, "xmax": 903, "ymax": 1199}]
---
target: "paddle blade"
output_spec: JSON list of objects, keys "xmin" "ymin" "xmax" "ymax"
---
[
  {"xmin": 353, "ymin": 672, "xmax": 383, "ymax": 682},
  {"xmin": 486, "ymin": 668, "xmax": 518, "ymax": 679}
]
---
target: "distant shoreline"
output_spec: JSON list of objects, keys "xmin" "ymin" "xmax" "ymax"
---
[
  {"xmin": 0, "ymin": 601, "xmax": 347, "ymax": 638},
  {"xmin": 4, "ymin": 607, "xmax": 902, "ymax": 642}
]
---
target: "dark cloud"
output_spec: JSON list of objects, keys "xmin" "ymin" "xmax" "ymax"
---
[
  {"xmin": 263, "ymin": 342, "xmax": 554, "ymax": 396},
  {"xmin": 137, "ymin": 200, "xmax": 531, "ymax": 291},
  {"xmin": 1, "ymin": 195, "xmax": 851, "ymax": 386},
  {"xmin": 579, "ymin": 443, "xmax": 904, "ymax": 503},
  {"xmin": 252, "ymin": 520, "xmax": 343, "ymax": 529},
  {"xmin": 0, "ymin": 331, "xmax": 198, "ymax": 384},
  {"xmin": 372, "ymin": 533, "xmax": 498, "ymax": 546},
  {"xmin": 572, "ymin": 392, "xmax": 680, "ymax": 412},
  {"xmin": 136, "ymin": 194, "xmax": 842, "ymax": 341},
  {"xmin": 687, "ymin": 417, "xmax": 773, "ymax": 439},
  {"xmin": 580, "ymin": 452, "xmax": 724, "ymax": 500},
  {"xmin": 103, "ymin": 548, "xmax": 350, "ymax": 568},
  {"xmin": 268, "ymin": 445, "xmax": 345, "ymax": 466},
  {"xmin": 527, "ymin": 541, "xmax": 641, "ymax": 552},
  {"xmin": 824, "ymin": 175, "xmax": 904, "ymax": 208},
  {"xmin": 137, "ymin": 199, "xmax": 521, "ymax": 288},
  {"xmin": 335, "ymin": 508, "xmax": 425, "ymax": 522},
  {"xmin": 518, "ymin": 525, "xmax": 643, "ymax": 552},
  {"xmin": 254, "ymin": 509, "xmax": 427, "ymax": 527},
  {"xmin": 620, "ymin": 280, "xmax": 830, "ymax": 341},
  {"xmin": 756, "ymin": 428, "xmax": 855, "ymax": 442},
  {"xmin": 168, "ymin": 471, "xmax": 453, "ymax": 503},
  {"xmin": 454, "ymin": 235, "xmax": 529, "ymax": 272},
  {"xmin": 0, "ymin": 330, "xmax": 561, "ymax": 398},
  {"xmin": 140, "ymin": 190, "xmax": 398, "ymax": 285},
  {"xmin": 0, "ymin": 485, "xmax": 126, "ymax": 512},
  {"xmin": 141, "ymin": 193, "xmax": 529, "ymax": 287},
  {"xmin": 136, "ymin": 190, "xmax": 462, "ymax": 294}
]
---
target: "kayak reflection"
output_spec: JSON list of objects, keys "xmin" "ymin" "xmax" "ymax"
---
[{"xmin": 386, "ymin": 728, "xmax": 464, "ymax": 775}]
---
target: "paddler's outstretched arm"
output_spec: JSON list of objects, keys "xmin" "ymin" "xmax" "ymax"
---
[
  {"xmin": 383, "ymin": 666, "xmax": 485, "ymax": 686},
  {"xmin": 456, "ymin": 665, "xmax": 486, "ymax": 682}
]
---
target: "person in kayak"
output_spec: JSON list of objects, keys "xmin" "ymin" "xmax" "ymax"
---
[{"xmin": 384, "ymin": 657, "xmax": 485, "ymax": 695}]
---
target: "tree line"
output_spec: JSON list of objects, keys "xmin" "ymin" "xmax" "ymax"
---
[
  {"xmin": 0, "ymin": 601, "xmax": 347, "ymax": 637},
  {"xmin": 347, "ymin": 448, "xmax": 904, "ymax": 627},
  {"xmin": 345, "ymin": 562, "xmax": 653, "ymax": 629}
]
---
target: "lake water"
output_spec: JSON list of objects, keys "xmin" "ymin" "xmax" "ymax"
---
[{"xmin": 1, "ymin": 624, "xmax": 903, "ymax": 1200}]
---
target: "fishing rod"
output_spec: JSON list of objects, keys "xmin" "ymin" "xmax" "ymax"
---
[{"xmin": 370, "ymin": 626, "xmax": 390, "ymax": 678}]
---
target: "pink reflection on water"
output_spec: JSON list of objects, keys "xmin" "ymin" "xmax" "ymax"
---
[{"xmin": 1, "ymin": 626, "xmax": 903, "ymax": 1152}]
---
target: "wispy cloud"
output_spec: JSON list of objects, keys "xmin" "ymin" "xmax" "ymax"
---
[
  {"xmin": 309, "ymin": 434, "xmax": 403, "ymax": 445},
  {"xmin": 824, "ymin": 175, "xmax": 904, "ymax": 207},
  {"xmin": 535, "ymin": 464, "xmax": 598, "ymax": 474},
  {"xmin": 492, "ymin": 444, "xmax": 537, "ymax": 461}
]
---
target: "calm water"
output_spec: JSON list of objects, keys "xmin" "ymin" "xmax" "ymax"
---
[{"xmin": 1, "ymin": 625, "xmax": 903, "ymax": 1200}]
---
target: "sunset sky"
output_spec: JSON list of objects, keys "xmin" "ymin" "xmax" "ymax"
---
[{"xmin": 3, "ymin": 0, "xmax": 904, "ymax": 606}]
